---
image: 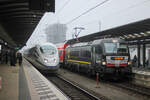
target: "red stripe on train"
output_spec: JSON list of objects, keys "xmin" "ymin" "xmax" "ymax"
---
[
  {"xmin": 107, "ymin": 64, "xmax": 115, "ymax": 67},
  {"xmin": 107, "ymin": 64, "xmax": 128, "ymax": 67}
]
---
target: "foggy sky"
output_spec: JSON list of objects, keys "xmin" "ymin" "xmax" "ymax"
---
[{"xmin": 26, "ymin": 0, "xmax": 150, "ymax": 48}]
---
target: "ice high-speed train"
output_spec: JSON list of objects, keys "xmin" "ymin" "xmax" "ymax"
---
[{"xmin": 24, "ymin": 43, "xmax": 60, "ymax": 73}]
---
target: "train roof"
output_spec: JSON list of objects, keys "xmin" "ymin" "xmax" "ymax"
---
[
  {"xmin": 69, "ymin": 42, "xmax": 91, "ymax": 48},
  {"xmin": 68, "ymin": 38, "xmax": 125, "ymax": 48},
  {"xmin": 36, "ymin": 42, "xmax": 57, "ymax": 48},
  {"xmin": 92, "ymin": 38, "xmax": 125, "ymax": 45},
  {"xmin": 55, "ymin": 43, "xmax": 69, "ymax": 49}
]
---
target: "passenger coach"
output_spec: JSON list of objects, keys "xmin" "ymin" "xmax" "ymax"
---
[{"xmin": 65, "ymin": 38, "xmax": 132, "ymax": 79}]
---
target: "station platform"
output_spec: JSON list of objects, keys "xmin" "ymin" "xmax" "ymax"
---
[
  {"xmin": 0, "ymin": 59, "xmax": 150, "ymax": 100},
  {"xmin": 0, "ymin": 64, "xmax": 19, "ymax": 100},
  {"xmin": 0, "ymin": 59, "xmax": 69, "ymax": 100},
  {"xmin": 132, "ymin": 67, "xmax": 150, "ymax": 87}
]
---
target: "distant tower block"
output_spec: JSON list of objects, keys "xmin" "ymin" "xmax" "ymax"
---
[{"xmin": 45, "ymin": 23, "xmax": 67, "ymax": 44}]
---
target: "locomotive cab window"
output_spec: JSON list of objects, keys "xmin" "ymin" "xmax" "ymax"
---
[
  {"xmin": 104, "ymin": 42, "xmax": 128, "ymax": 54},
  {"xmin": 40, "ymin": 45, "xmax": 56, "ymax": 55}
]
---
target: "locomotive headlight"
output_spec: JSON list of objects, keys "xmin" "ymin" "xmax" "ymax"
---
[
  {"xmin": 128, "ymin": 61, "xmax": 131, "ymax": 65},
  {"xmin": 102, "ymin": 61, "xmax": 106, "ymax": 65},
  {"xmin": 44, "ymin": 59, "xmax": 48, "ymax": 63}
]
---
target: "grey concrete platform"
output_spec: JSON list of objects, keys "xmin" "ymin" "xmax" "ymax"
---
[
  {"xmin": 0, "ymin": 59, "xmax": 70, "ymax": 100},
  {"xmin": 21, "ymin": 59, "xmax": 69, "ymax": 100},
  {"xmin": 132, "ymin": 67, "xmax": 150, "ymax": 87},
  {"xmin": 0, "ymin": 64, "xmax": 19, "ymax": 100}
]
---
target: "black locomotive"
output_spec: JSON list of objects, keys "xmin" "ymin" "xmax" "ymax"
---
[{"xmin": 65, "ymin": 38, "xmax": 132, "ymax": 79}]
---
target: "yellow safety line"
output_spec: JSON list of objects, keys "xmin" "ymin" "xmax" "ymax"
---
[{"xmin": 67, "ymin": 59, "xmax": 91, "ymax": 64}]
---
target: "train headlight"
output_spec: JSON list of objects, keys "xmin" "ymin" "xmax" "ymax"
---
[
  {"xmin": 128, "ymin": 61, "xmax": 131, "ymax": 65},
  {"xmin": 102, "ymin": 61, "xmax": 106, "ymax": 65},
  {"xmin": 44, "ymin": 59, "xmax": 48, "ymax": 63}
]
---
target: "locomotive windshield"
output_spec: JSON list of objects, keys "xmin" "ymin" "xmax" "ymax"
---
[
  {"xmin": 40, "ymin": 45, "xmax": 56, "ymax": 55},
  {"xmin": 104, "ymin": 42, "xmax": 128, "ymax": 54}
]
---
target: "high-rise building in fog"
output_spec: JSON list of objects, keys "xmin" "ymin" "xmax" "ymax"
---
[{"xmin": 45, "ymin": 23, "xmax": 67, "ymax": 44}]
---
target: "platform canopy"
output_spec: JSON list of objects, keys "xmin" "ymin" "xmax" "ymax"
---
[
  {"xmin": 67, "ymin": 18, "xmax": 150, "ymax": 45},
  {"xmin": 0, "ymin": 0, "xmax": 55, "ymax": 47}
]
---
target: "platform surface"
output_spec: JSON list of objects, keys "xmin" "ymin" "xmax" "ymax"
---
[
  {"xmin": 132, "ymin": 67, "xmax": 150, "ymax": 75},
  {"xmin": 22, "ymin": 59, "xmax": 69, "ymax": 100},
  {"xmin": 132, "ymin": 67, "xmax": 150, "ymax": 87},
  {"xmin": 0, "ymin": 64, "xmax": 19, "ymax": 100}
]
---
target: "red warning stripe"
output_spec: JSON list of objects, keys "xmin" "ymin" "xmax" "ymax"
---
[
  {"xmin": 120, "ymin": 64, "xmax": 128, "ymax": 67},
  {"xmin": 107, "ymin": 64, "xmax": 115, "ymax": 67},
  {"xmin": 107, "ymin": 64, "xmax": 128, "ymax": 67}
]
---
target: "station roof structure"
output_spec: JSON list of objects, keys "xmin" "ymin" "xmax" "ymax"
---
[
  {"xmin": 67, "ymin": 18, "xmax": 150, "ymax": 45},
  {"xmin": 0, "ymin": 0, "xmax": 55, "ymax": 47}
]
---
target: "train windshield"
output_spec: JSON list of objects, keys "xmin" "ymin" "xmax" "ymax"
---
[
  {"xmin": 40, "ymin": 45, "xmax": 56, "ymax": 55},
  {"xmin": 104, "ymin": 42, "xmax": 128, "ymax": 54}
]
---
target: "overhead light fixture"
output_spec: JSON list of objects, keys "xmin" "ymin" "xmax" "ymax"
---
[
  {"xmin": 140, "ymin": 32, "xmax": 145, "ymax": 35},
  {"xmin": 33, "ymin": 15, "xmax": 36, "ymax": 17},
  {"xmin": 128, "ymin": 34, "xmax": 133, "ymax": 37},
  {"xmin": 137, "ymin": 35, "xmax": 142, "ymax": 37},
  {"xmin": 112, "ymin": 40, "xmax": 118, "ymax": 42},
  {"xmin": 128, "ymin": 34, "xmax": 136, "ymax": 38},
  {"xmin": 134, "ymin": 33, "xmax": 139, "ymax": 36},
  {"xmin": 124, "ymin": 35, "xmax": 128, "ymax": 37},
  {"xmin": 143, "ymin": 34, "xmax": 148, "ymax": 36},
  {"xmin": 120, "ymin": 37, "xmax": 125, "ymax": 39},
  {"xmin": 146, "ymin": 31, "xmax": 150, "ymax": 34}
]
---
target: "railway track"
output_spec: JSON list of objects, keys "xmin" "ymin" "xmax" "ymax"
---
[
  {"xmin": 47, "ymin": 75, "xmax": 101, "ymax": 100},
  {"xmin": 108, "ymin": 81, "xmax": 150, "ymax": 97},
  {"xmin": 59, "ymin": 68, "xmax": 150, "ymax": 98}
]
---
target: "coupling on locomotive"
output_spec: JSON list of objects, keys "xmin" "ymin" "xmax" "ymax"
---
[{"xmin": 64, "ymin": 38, "xmax": 132, "ymax": 78}]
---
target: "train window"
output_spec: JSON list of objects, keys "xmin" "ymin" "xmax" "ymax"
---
[
  {"xmin": 85, "ymin": 50, "xmax": 91, "ymax": 58},
  {"xmin": 40, "ymin": 48, "xmax": 44, "ymax": 53},
  {"xmin": 40, "ymin": 45, "xmax": 56, "ymax": 54},
  {"xmin": 104, "ymin": 43, "xmax": 128, "ymax": 53},
  {"xmin": 95, "ymin": 46, "xmax": 102, "ymax": 54},
  {"xmin": 70, "ymin": 50, "xmax": 79, "ymax": 57},
  {"xmin": 80, "ymin": 46, "xmax": 91, "ymax": 58},
  {"xmin": 58, "ymin": 49, "xmax": 63, "ymax": 56}
]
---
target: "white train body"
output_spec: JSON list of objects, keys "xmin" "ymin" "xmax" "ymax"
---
[{"xmin": 25, "ymin": 43, "xmax": 59, "ymax": 73}]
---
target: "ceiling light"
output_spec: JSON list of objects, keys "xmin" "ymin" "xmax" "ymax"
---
[
  {"xmin": 33, "ymin": 15, "xmax": 36, "ymax": 17},
  {"xmin": 128, "ymin": 34, "xmax": 133, "ymax": 37},
  {"xmin": 146, "ymin": 31, "xmax": 150, "ymax": 34},
  {"xmin": 134, "ymin": 33, "xmax": 139, "ymax": 36},
  {"xmin": 137, "ymin": 35, "xmax": 141, "ymax": 37},
  {"xmin": 140, "ymin": 32, "xmax": 145, "ymax": 35}
]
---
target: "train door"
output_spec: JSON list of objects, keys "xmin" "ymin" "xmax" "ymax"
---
[{"xmin": 92, "ymin": 46, "xmax": 96, "ymax": 66}]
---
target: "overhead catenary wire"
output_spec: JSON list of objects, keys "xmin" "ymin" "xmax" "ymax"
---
[
  {"xmin": 66, "ymin": 0, "xmax": 110, "ymax": 25},
  {"xmin": 73, "ymin": 0, "xmax": 150, "ymax": 29},
  {"xmin": 56, "ymin": 0, "xmax": 72, "ymax": 15},
  {"xmin": 103, "ymin": 0, "xmax": 150, "ymax": 18}
]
